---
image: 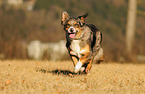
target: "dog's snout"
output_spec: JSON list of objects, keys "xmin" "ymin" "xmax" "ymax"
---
[{"xmin": 68, "ymin": 27, "xmax": 75, "ymax": 33}]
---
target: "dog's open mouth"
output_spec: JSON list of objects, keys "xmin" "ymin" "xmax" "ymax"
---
[{"xmin": 69, "ymin": 33, "xmax": 76, "ymax": 38}]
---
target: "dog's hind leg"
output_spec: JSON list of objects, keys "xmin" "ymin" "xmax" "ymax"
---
[
  {"xmin": 93, "ymin": 48, "xmax": 104, "ymax": 64},
  {"xmin": 97, "ymin": 54, "xmax": 104, "ymax": 64}
]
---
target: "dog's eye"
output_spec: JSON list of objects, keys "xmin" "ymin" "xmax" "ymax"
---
[
  {"xmin": 74, "ymin": 24, "xmax": 79, "ymax": 27},
  {"xmin": 66, "ymin": 24, "xmax": 70, "ymax": 27}
]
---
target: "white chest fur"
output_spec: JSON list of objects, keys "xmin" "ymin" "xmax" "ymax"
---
[{"xmin": 70, "ymin": 40, "xmax": 81, "ymax": 57}]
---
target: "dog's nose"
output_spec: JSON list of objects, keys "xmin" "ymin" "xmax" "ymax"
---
[
  {"xmin": 68, "ymin": 27, "xmax": 75, "ymax": 33},
  {"xmin": 70, "ymin": 28, "xmax": 74, "ymax": 32}
]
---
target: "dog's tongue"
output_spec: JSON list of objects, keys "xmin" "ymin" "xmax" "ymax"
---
[{"xmin": 69, "ymin": 34, "xmax": 75, "ymax": 38}]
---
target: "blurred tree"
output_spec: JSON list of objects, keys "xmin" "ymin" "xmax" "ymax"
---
[
  {"xmin": 0, "ymin": 0, "xmax": 144, "ymax": 61},
  {"xmin": 126, "ymin": 0, "xmax": 137, "ymax": 55}
]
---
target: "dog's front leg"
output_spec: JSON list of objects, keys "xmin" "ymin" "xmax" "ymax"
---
[
  {"xmin": 74, "ymin": 60, "xmax": 83, "ymax": 73},
  {"xmin": 74, "ymin": 52, "xmax": 91, "ymax": 73},
  {"xmin": 69, "ymin": 51, "xmax": 79, "ymax": 67}
]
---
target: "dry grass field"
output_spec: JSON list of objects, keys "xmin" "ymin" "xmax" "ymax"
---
[{"xmin": 0, "ymin": 60, "xmax": 145, "ymax": 94}]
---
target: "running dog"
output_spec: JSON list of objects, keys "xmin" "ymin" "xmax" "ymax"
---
[{"xmin": 61, "ymin": 11, "xmax": 104, "ymax": 73}]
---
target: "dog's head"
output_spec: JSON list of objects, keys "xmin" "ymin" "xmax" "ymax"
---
[{"xmin": 61, "ymin": 11, "xmax": 88, "ymax": 39}]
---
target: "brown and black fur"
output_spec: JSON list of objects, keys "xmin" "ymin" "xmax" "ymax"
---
[{"xmin": 61, "ymin": 11, "xmax": 104, "ymax": 73}]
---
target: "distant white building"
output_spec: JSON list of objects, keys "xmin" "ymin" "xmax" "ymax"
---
[
  {"xmin": 1, "ymin": 0, "xmax": 36, "ymax": 10},
  {"xmin": 7, "ymin": 0, "xmax": 23, "ymax": 5},
  {"xmin": 24, "ymin": 0, "xmax": 36, "ymax": 11},
  {"xmin": 27, "ymin": 40, "xmax": 68, "ymax": 61}
]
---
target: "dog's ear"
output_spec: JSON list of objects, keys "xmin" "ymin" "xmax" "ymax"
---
[
  {"xmin": 77, "ymin": 13, "xmax": 88, "ymax": 27},
  {"xmin": 61, "ymin": 11, "xmax": 70, "ymax": 25}
]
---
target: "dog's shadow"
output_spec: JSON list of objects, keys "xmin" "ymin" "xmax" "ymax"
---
[{"xmin": 37, "ymin": 69, "xmax": 86, "ymax": 77}]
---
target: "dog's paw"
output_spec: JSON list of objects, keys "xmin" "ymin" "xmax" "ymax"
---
[
  {"xmin": 85, "ymin": 69, "xmax": 90, "ymax": 74},
  {"xmin": 74, "ymin": 61, "xmax": 82, "ymax": 73}
]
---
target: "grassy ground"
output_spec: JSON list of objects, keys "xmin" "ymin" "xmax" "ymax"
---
[{"xmin": 0, "ymin": 60, "xmax": 145, "ymax": 94}]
